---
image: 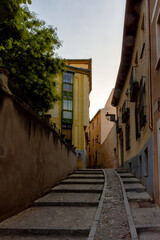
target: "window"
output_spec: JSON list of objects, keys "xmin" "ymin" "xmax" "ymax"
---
[
  {"xmin": 92, "ymin": 122, "xmax": 94, "ymax": 129},
  {"xmin": 140, "ymin": 43, "xmax": 145, "ymax": 59},
  {"xmin": 135, "ymin": 101, "xmax": 140, "ymax": 140},
  {"xmin": 141, "ymin": 14, "xmax": 145, "ymax": 30},
  {"xmin": 61, "ymin": 71, "xmax": 74, "ymax": 125},
  {"xmin": 62, "ymin": 123, "xmax": 72, "ymax": 140},
  {"xmin": 144, "ymin": 148, "xmax": 149, "ymax": 177},
  {"xmin": 63, "ymin": 111, "xmax": 72, "ymax": 119},
  {"xmin": 130, "ymin": 66, "xmax": 139, "ymax": 102},
  {"xmin": 125, "ymin": 120, "xmax": 130, "ymax": 151},
  {"xmin": 139, "ymin": 77, "xmax": 146, "ymax": 129},
  {"xmin": 122, "ymin": 100, "xmax": 130, "ymax": 123},
  {"xmin": 135, "ymin": 52, "xmax": 138, "ymax": 65},
  {"xmin": 63, "ymin": 100, "xmax": 73, "ymax": 111},
  {"xmin": 64, "ymin": 73, "xmax": 73, "ymax": 83},
  {"xmin": 63, "ymin": 84, "xmax": 72, "ymax": 92},
  {"xmin": 129, "ymin": 162, "xmax": 132, "ymax": 172},
  {"xmin": 63, "ymin": 72, "xmax": 73, "ymax": 92},
  {"xmin": 139, "ymin": 155, "xmax": 142, "ymax": 178}
]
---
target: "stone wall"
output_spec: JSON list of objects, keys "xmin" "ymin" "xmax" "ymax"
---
[{"xmin": 0, "ymin": 88, "xmax": 77, "ymax": 221}]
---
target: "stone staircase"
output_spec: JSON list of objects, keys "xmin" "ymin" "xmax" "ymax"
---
[
  {"xmin": 0, "ymin": 169, "xmax": 104, "ymax": 240},
  {"xmin": 116, "ymin": 169, "xmax": 160, "ymax": 240}
]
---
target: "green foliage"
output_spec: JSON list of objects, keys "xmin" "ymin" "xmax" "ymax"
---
[{"xmin": 0, "ymin": 1, "xmax": 64, "ymax": 112}]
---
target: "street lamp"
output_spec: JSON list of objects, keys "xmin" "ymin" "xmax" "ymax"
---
[
  {"xmin": 105, "ymin": 112, "xmax": 116, "ymax": 122},
  {"xmin": 95, "ymin": 138, "xmax": 100, "ymax": 144}
]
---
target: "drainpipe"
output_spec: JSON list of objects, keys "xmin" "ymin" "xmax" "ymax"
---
[
  {"xmin": 116, "ymin": 106, "xmax": 119, "ymax": 168},
  {"xmin": 147, "ymin": 0, "xmax": 153, "ymax": 131}
]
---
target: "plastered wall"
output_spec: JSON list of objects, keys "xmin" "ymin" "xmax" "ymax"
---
[{"xmin": 0, "ymin": 89, "xmax": 77, "ymax": 221}]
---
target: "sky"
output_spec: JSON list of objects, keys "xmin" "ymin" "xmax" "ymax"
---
[{"xmin": 29, "ymin": 0, "xmax": 126, "ymax": 119}]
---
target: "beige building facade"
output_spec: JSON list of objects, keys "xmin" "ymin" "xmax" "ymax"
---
[
  {"xmin": 112, "ymin": 0, "xmax": 154, "ymax": 197},
  {"xmin": 99, "ymin": 124, "xmax": 118, "ymax": 169},
  {"xmin": 88, "ymin": 90, "xmax": 116, "ymax": 168},
  {"xmin": 150, "ymin": 0, "xmax": 160, "ymax": 204}
]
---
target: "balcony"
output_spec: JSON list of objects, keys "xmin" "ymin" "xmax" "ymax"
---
[
  {"xmin": 122, "ymin": 100, "xmax": 130, "ymax": 123},
  {"xmin": 130, "ymin": 66, "xmax": 139, "ymax": 102},
  {"xmin": 116, "ymin": 117, "xmax": 122, "ymax": 134}
]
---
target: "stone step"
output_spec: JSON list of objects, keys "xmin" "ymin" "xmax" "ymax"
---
[
  {"xmin": 132, "ymin": 207, "xmax": 160, "ymax": 226},
  {"xmin": 138, "ymin": 227, "xmax": 160, "ymax": 240},
  {"xmin": 52, "ymin": 189, "xmax": 102, "ymax": 193},
  {"xmin": 115, "ymin": 168, "xmax": 128, "ymax": 173},
  {"xmin": 34, "ymin": 201, "xmax": 99, "ymax": 207},
  {"xmin": 61, "ymin": 179, "xmax": 104, "ymax": 184},
  {"xmin": 127, "ymin": 192, "xmax": 152, "ymax": 202},
  {"xmin": 52, "ymin": 184, "xmax": 103, "ymax": 193},
  {"xmin": 74, "ymin": 170, "xmax": 103, "ymax": 174},
  {"xmin": 124, "ymin": 183, "xmax": 146, "ymax": 192},
  {"xmin": 133, "ymin": 208, "xmax": 160, "ymax": 239},
  {"xmin": 34, "ymin": 192, "xmax": 101, "ymax": 204},
  {"xmin": 0, "ymin": 235, "xmax": 88, "ymax": 240},
  {"xmin": 0, "ymin": 206, "xmax": 96, "ymax": 237},
  {"xmin": 68, "ymin": 174, "xmax": 104, "ymax": 179},
  {"xmin": 137, "ymin": 224, "xmax": 160, "ymax": 233},
  {"xmin": 0, "ymin": 228, "xmax": 90, "ymax": 237},
  {"xmin": 119, "ymin": 173, "xmax": 134, "ymax": 178},
  {"xmin": 122, "ymin": 178, "xmax": 140, "ymax": 184}
]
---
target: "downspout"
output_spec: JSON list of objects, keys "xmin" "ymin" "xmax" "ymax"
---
[
  {"xmin": 116, "ymin": 106, "xmax": 119, "ymax": 168},
  {"xmin": 147, "ymin": 0, "xmax": 153, "ymax": 131}
]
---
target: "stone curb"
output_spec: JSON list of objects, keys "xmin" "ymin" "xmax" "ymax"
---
[
  {"xmin": 87, "ymin": 169, "xmax": 107, "ymax": 240},
  {"xmin": 114, "ymin": 170, "xmax": 138, "ymax": 240}
]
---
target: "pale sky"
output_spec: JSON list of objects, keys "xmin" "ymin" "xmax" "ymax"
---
[{"xmin": 29, "ymin": 0, "xmax": 126, "ymax": 119}]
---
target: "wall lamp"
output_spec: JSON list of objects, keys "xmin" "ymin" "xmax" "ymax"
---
[
  {"xmin": 95, "ymin": 138, "xmax": 100, "ymax": 144},
  {"xmin": 105, "ymin": 112, "xmax": 116, "ymax": 122}
]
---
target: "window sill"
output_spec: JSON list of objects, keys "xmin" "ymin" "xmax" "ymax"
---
[{"xmin": 155, "ymin": 56, "xmax": 160, "ymax": 70}]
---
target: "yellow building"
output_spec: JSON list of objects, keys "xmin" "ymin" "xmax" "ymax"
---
[
  {"xmin": 112, "ymin": 0, "xmax": 154, "ymax": 198},
  {"xmin": 49, "ymin": 59, "xmax": 92, "ymax": 167}
]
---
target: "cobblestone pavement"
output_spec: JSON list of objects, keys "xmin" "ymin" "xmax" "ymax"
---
[{"xmin": 94, "ymin": 169, "xmax": 131, "ymax": 240}]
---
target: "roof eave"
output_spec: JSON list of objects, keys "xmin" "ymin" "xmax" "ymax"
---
[{"xmin": 111, "ymin": 0, "xmax": 142, "ymax": 107}]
